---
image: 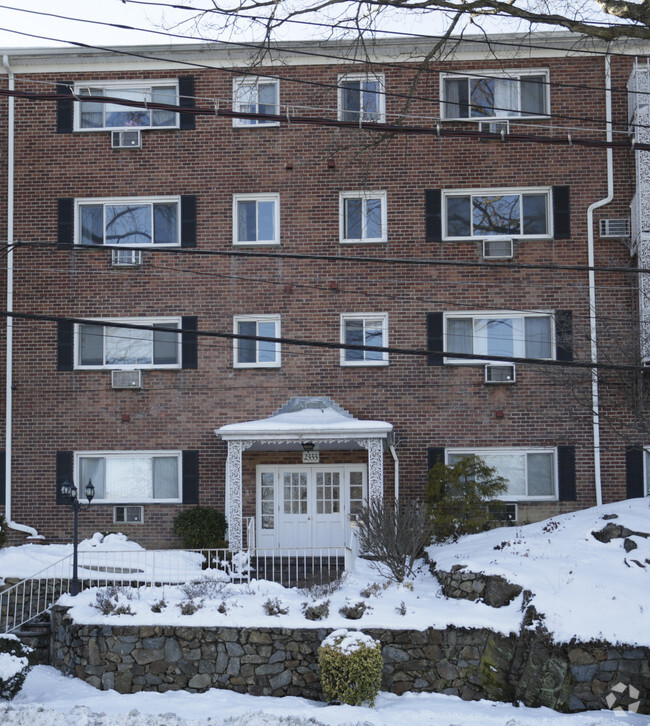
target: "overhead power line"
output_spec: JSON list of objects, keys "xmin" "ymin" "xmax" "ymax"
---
[{"xmin": 2, "ymin": 310, "xmax": 645, "ymax": 372}]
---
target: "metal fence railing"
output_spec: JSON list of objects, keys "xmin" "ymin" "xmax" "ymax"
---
[{"xmin": 1, "ymin": 545, "xmax": 352, "ymax": 633}]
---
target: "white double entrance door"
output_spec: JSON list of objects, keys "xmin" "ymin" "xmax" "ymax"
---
[{"xmin": 256, "ymin": 464, "xmax": 367, "ymax": 549}]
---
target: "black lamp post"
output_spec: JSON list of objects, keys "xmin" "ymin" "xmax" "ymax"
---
[{"xmin": 60, "ymin": 479, "xmax": 95, "ymax": 596}]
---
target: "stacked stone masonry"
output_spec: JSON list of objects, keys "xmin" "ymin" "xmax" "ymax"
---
[{"xmin": 50, "ymin": 606, "xmax": 650, "ymax": 714}]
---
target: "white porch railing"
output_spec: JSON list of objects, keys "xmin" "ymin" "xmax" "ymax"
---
[{"xmin": 0, "ymin": 546, "xmax": 351, "ymax": 633}]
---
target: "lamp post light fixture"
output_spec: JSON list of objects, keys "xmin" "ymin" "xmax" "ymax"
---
[{"xmin": 60, "ymin": 478, "xmax": 95, "ymax": 596}]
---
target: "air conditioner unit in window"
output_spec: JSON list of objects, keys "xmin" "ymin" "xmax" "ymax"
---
[
  {"xmin": 111, "ymin": 130, "xmax": 141, "ymax": 149},
  {"xmin": 485, "ymin": 363, "xmax": 516, "ymax": 384},
  {"xmin": 483, "ymin": 237, "xmax": 514, "ymax": 259},
  {"xmin": 111, "ymin": 248, "xmax": 142, "ymax": 267},
  {"xmin": 489, "ymin": 502, "xmax": 518, "ymax": 522},
  {"xmin": 114, "ymin": 505, "xmax": 144, "ymax": 523},
  {"xmin": 478, "ymin": 120, "xmax": 510, "ymax": 135},
  {"xmin": 599, "ymin": 218, "xmax": 630, "ymax": 238},
  {"xmin": 111, "ymin": 370, "xmax": 142, "ymax": 389}
]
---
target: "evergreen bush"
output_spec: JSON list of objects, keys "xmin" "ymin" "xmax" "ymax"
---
[
  {"xmin": 318, "ymin": 629, "xmax": 382, "ymax": 706},
  {"xmin": 0, "ymin": 514, "xmax": 7, "ymax": 549},
  {"xmin": 0, "ymin": 635, "xmax": 31, "ymax": 701},
  {"xmin": 426, "ymin": 454, "xmax": 508, "ymax": 541},
  {"xmin": 173, "ymin": 507, "xmax": 227, "ymax": 548}
]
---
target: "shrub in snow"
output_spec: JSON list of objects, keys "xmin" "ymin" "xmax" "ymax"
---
[
  {"xmin": 263, "ymin": 597, "xmax": 289, "ymax": 616},
  {"xmin": 302, "ymin": 599, "xmax": 329, "ymax": 621},
  {"xmin": 178, "ymin": 599, "xmax": 202, "ymax": 615},
  {"xmin": 339, "ymin": 600, "xmax": 369, "ymax": 620},
  {"xmin": 173, "ymin": 507, "xmax": 227, "ymax": 548},
  {"xmin": 182, "ymin": 574, "xmax": 228, "ymax": 601},
  {"xmin": 0, "ymin": 514, "xmax": 7, "ymax": 549},
  {"xmin": 318, "ymin": 629, "xmax": 382, "ymax": 706},
  {"xmin": 0, "ymin": 634, "xmax": 31, "ymax": 701},
  {"xmin": 92, "ymin": 586, "xmax": 137, "ymax": 616}
]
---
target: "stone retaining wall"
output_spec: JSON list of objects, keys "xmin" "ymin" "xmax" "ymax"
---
[{"xmin": 50, "ymin": 606, "xmax": 650, "ymax": 713}]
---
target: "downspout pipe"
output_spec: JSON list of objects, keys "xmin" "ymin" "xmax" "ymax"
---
[
  {"xmin": 387, "ymin": 432, "xmax": 399, "ymax": 502},
  {"xmin": 2, "ymin": 55, "xmax": 38, "ymax": 537},
  {"xmin": 586, "ymin": 54, "xmax": 614, "ymax": 507}
]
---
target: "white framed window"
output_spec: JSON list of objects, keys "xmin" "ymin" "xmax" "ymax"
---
[
  {"xmin": 447, "ymin": 448, "xmax": 557, "ymax": 500},
  {"xmin": 233, "ymin": 77, "xmax": 279, "ymax": 127},
  {"xmin": 76, "ymin": 196, "xmax": 180, "ymax": 247},
  {"xmin": 233, "ymin": 315, "xmax": 281, "ymax": 368},
  {"xmin": 76, "ymin": 451, "xmax": 181, "ymax": 503},
  {"xmin": 233, "ymin": 194, "xmax": 280, "ymax": 245},
  {"xmin": 443, "ymin": 188, "xmax": 551, "ymax": 240},
  {"xmin": 340, "ymin": 313, "xmax": 388, "ymax": 366},
  {"xmin": 75, "ymin": 317, "xmax": 181, "ymax": 369},
  {"xmin": 444, "ymin": 311, "xmax": 553, "ymax": 364},
  {"xmin": 338, "ymin": 73, "xmax": 385, "ymax": 123},
  {"xmin": 340, "ymin": 191, "xmax": 387, "ymax": 243},
  {"xmin": 441, "ymin": 70, "xmax": 549, "ymax": 120},
  {"xmin": 74, "ymin": 80, "xmax": 179, "ymax": 131}
]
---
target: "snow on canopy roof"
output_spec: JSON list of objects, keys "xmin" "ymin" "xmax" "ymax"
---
[{"xmin": 216, "ymin": 397, "xmax": 392, "ymax": 440}]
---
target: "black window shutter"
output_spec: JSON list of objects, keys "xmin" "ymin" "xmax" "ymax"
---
[
  {"xmin": 181, "ymin": 316, "xmax": 198, "ymax": 369},
  {"xmin": 58, "ymin": 198, "xmax": 74, "ymax": 249},
  {"xmin": 180, "ymin": 195, "xmax": 197, "ymax": 248},
  {"xmin": 57, "ymin": 320, "xmax": 74, "ymax": 371},
  {"xmin": 56, "ymin": 451, "xmax": 73, "ymax": 505},
  {"xmin": 626, "ymin": 445, "xmax": 644, "ymax": 498},
  {"xmin": 428, "ymin": 447, "xmax": 445, "ymax": 473},
  {"xmin": 427, "ymin": 312, "xmax": 444, "ymax": 366},
  {"xmin": 555, "ymin": 310, "xmax": 573, "ymax": 362},
  {"xmin": 182, "ymin": 450, "xmax": 199, "ymax": 504},
  {"xmin": 56, "ymin": 81, "xmax": 73, "ymax": 134},
  {"xmin": 552, "ymin": 186, "xmax": 570, "ymax": 240},
  {"xmin": 0, "ymin": 451, "xmax": 5, "ymax": 507},
  {"xmin": 557, "ymin": 445, "xmax": 576, "ymax": 501},
  {"xmin": 425, "ymin": 190, "xmax": 442, "ymax": 242},
  {"xmin": 178, "ymin": 76, "xmax": 195, "ymax": 131}
]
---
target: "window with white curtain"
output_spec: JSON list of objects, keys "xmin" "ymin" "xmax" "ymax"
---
[
  {"xmin": 77, "ymin": 452, "xmax": 181, "ymax": 502},
  {"xmin": 442, "ymin": 71, "xmax": 548, "ymax": 120},
  {"xmin": 447, "ymin": 449, "xmax": 556, "ymax": 500}
]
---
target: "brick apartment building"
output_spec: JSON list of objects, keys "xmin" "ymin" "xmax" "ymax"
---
[{"xmin": 0, "ymin": 32, "xmax": 648, "ymax": 548}]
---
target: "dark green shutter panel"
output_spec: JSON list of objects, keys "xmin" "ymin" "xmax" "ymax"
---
[
  {"xmin": 425, "ymin": 190, "xmax": 442, "ymax": 242},
  {"xmin": 427, "ymin": 312, "xmax": 444, "ymax": 366},
  {"xmin": 182, "ymin": 450, "xmax": 199, "ymax": 504},
  {"xmin": 181, "ymin": 316, "xmax": 198, "ymax": 369},
  {"xmin": 428, "ymin": 447, "xmax": 445, "ymax": 473},
  {"xmin": 626, "ymin": 445, "xmax": 644, "ymax": 498},
  {"xmin": 0, "ymin": 451, "xmax": 5, "ymax": 506},
  {"xmin": 552, "ymin": 186, "xmax": 570, "ymax": 240},
  {"xmin": 56, "ymin": 451, "xmax": 73, "ymax": 505},
  {"xmin": 555, "ymin": 310, "xmax": 573, "ymax": 362},
  {"xmin": 56, "ymin": 82, "xmax": 73, "ymax": 133},
  {"xmin": 180, "ymin": 195, "xmax": 197, "ymax": 248},
  {"xmin": 57, "ymin": 320, "xmax": 74, "ymax": 371},
  {"xmin": 557, "ymin": 445, "xmax": 576, "ymax": 501},
  {"xmin": 178, "ymin": 76, "xmax": 195, "ymax": 130},
  {"xmin": 58, "ymin": 198, "xmax": 74, "ymax": 248}
]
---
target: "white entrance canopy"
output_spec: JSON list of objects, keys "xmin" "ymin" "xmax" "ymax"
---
[{"xmin": 215, "ymin": 397, "xmax": 393, "ymax": 548}]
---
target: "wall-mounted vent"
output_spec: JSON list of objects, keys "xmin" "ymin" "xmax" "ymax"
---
[
  {"xmin": 111, "ymin": 130, "xmax": 141, "ymax": 149},
  {"xmin": 482, "ymin": 237, "xmax": 513, "ymax": 260},
  {"xmin": 111, "ymin": 369, "xmax": 142, "ymax": 389},
  {"xmin": 114, "ymin": 505, "xmax": 143, "ymax": 523},
  {"xmin": 599, "ymin": 218, "xmax": 630, "ymax": 238},
  {"xmin": 489, "ymin": 502, "xmax": 518, "ymax": 522},
  {"xmin": 485, "ymin": 363, "xmax": 516, "ymax": 384},
  {"xmin": 111, "ymin": 249, "xmax": 142, "ymax": 267},
  {"xmin": 478, "ymin": 120, "xmax": 510, "ymax": 135}
]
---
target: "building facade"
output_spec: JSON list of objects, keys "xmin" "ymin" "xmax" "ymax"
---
[{"xmin": 0, "ymin": 33, "xmax": 647, "ymax": 548}]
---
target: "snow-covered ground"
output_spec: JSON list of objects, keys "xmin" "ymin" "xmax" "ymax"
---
[{"xmin": 0, "ymin": 498, "xmax": 649, "ymax": 724}]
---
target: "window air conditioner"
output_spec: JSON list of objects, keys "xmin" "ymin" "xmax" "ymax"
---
[
  {"xmin": 111, "ymin": 369, "xmax": 142, "ymax": 389},
  {"xmin": 478, "ymin": 120, "xmax": 510, "ymax": 135},
  {"xmin": 114, "ymin": 505, "xmax": 144, "ymax": 523},
  {"xmin": 111, "ymin": 249, "xmax": 142, "ymax": 267},
  {"xmin": 482, "ymin": 237, "xmax": 514, "ymax": 259},
  {"xmin": 485, "ymin": 363, "xmax": 516, "ymax": 384},
  {"xmin": 111, "ymin": 130, "xmax": 142, "ymax": 149},
  {"xmin": 489, "ymin": 502, "xmax": 518, "ymax": 522},
  {"xmin": 599, "ymin": 218, "xmax": 630, "ymax": 238}
]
